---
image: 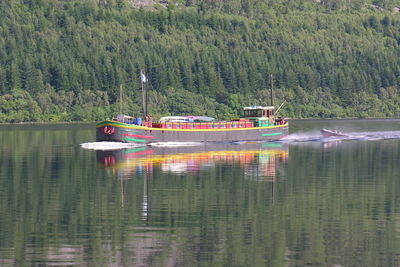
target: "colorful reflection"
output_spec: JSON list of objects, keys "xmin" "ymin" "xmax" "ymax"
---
[{"xmin": 97, "ymin": 142, "xmax": 289, "ymax": 181}]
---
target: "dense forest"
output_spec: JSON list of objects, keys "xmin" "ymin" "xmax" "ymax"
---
[{"xmin": 1, "ymin": 0, "xmax": 400, "ymax": 122}]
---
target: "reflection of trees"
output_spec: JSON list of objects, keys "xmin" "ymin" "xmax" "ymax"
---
[{"xmin": 282, "ymin": 141, "xmax": 400, "ymax": 266}]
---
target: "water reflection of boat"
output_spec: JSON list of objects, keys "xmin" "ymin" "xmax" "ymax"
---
[
  {"xmin": 97, "ymin": 142, "xmax": 289, "ymax": 180},
  {"xmin": 97, "ymin": 143, "xmax": 289, "ymax": 265},
  {"xmin": 98, "ymin": 142, "xmax": 289, "ymax": 232}
]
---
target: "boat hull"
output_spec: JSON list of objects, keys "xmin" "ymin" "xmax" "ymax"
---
[{"xmin": 96, "ymin": 120, "xmax": 288, "ymax": 144}]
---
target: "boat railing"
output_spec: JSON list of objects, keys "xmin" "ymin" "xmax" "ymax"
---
[{"xmin": 150, "ymin": 121, "xmax": 256, "ymax": 129}]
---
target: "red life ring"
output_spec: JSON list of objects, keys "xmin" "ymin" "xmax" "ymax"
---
[{"xmin": 103, "ymin": 126, "xmax": 115, "ymax": 135}]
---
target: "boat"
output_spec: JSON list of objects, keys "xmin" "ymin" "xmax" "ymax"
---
[
  {"xmin": 96, "ymin": 105, "xmax": 288, "ymax": 144},
  {"xmin": 96, "ymin": 72, "xmax": 288, "ymax": 144},
  {"xmin": 320, "ymin": 128, "xmax": 348, "ymax": 137}
]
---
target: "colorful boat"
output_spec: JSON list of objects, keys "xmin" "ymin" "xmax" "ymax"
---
[{"xmin": 96, "ymin": 105, "xmax": 288, "ymax": 144}]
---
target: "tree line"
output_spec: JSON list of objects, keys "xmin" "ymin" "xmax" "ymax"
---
[{"xmin": 1, "ymin": 0, "xmax": 400, "ymax": 122}]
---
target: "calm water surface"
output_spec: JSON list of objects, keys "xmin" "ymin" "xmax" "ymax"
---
[{"xmin": 1, "ymin": 120, "xmax": 400, "ymax": 266}]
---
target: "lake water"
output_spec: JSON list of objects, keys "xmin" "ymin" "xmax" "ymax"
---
[{"xmin": 1, "ymin": 120, "xmax": 400, "ymax": 266}]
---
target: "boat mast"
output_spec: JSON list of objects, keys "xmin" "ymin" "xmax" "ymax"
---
[
  {"xmin": 119, "ymin": 84, "xmax": 123, "ymax": 114},
  {"xmin": 141, "ymin": 70, "xmax": 147, "ymax": 117},
  {"xmin": 270, "ymin": 74, "xmax": 274, "ymax": 107}
]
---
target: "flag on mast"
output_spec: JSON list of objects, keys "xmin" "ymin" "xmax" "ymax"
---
[{"xmin": 141, "ymin": 71, "xmax": 147, "ymax": 83}]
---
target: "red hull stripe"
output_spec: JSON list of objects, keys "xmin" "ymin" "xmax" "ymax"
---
[{"xmin": 123, "ymin": 133, "xmax": 155, "ymax": 139}]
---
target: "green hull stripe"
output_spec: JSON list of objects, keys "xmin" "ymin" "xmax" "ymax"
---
[
  {"xmin": 123, "ymin": 137, "xmax": 147, "ymax": 143},
  {"xmin": 97, "ymin": 121, "xmax": 127, "ymax": 127},
  {"xmin": 261, "ymin": 132, "xmax": 282, "ymax": 136},
  {"xmin": 118, "ymin": 128, "xmax": 143, "ymax": 132},
  {"xmin": 96, "ymin": 121, "xmax": 145, "ymax": 128}
]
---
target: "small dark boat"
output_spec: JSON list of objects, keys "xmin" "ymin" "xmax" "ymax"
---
[{"xmin": 320, "ymin": 128, "xmax": 348, "ymax": 138}]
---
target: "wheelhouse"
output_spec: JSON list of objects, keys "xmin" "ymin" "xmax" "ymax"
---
[
  {"xmin": 243, "ymin": 106, "xmax": 275, "ymax": 118},
  {"xmin": 243, "ymin": 106, "xmax": 277, "ymax": 127}
]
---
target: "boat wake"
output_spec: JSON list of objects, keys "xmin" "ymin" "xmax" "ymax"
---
[
  {"xmin": 282, "ymin": 131, "xmax": 325, "ymax": 142},
  {"xmin": 81, "ymin": 141, "xmax": 204, "ymax": 150},
  {"xmin": 80, "ymin": 141, "xmax": 144, "ymax": 150},
  {"xmin": 81, "ymin": 130, "xmax": 400, "ymax": 150},
  {"xmin": 282, "ymin": 130, "xmax": 400, "ymax": 143}
]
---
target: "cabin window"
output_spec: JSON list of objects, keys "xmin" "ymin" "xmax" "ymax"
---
[
  {"xmin": 220, "ymin": 124, "xmax": 226, "ymax": 128},
  {"xmin": 244, "ymin": 109, "xmax": 262, "ymax": 117},
  {"xmin": 212, "ymin": 124, "xmax": 217, "ymax": 129},
  {"xmin": 167, "ymin": 123, "xmax": 172, "ymax": 129},
  {"xmin": 176, "ymin": 124, "xmax": 181, "ymax": 129},
  {"xmin": 266, "ymin": 110, "xmax": 274, "ymax": 117}
]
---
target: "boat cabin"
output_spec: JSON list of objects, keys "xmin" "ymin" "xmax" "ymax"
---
[
  {"xmin": 243, "ymin": 106, "xmax": 275, "ymax": 118},
  {"xmin": 114, "ymin": 114, "xmax": 135, "ymax": 124},
  {"xmin": 114, "ymin": 106, "xmax": 284, "ymax": 129},
  {"xmin": 243, "ymin": 106, "xmax": 276, "ymax": 127}
]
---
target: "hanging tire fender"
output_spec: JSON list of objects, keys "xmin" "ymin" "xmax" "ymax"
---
[{"xmin": 103, "ymin": 126, "xmax": 115, "ymax": 135}]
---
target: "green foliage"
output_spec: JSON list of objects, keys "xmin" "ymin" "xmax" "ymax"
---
[
  {"xmin": 0, "ymin": 90, "xmax": 42, "ymax": 122},
  {"xmin": 162, "ymin": 87, "xmax": 236, "ymax": 119},
  {"xmin": 1, "ymin": 0, "xmax": 400, "ymax": 121}
]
